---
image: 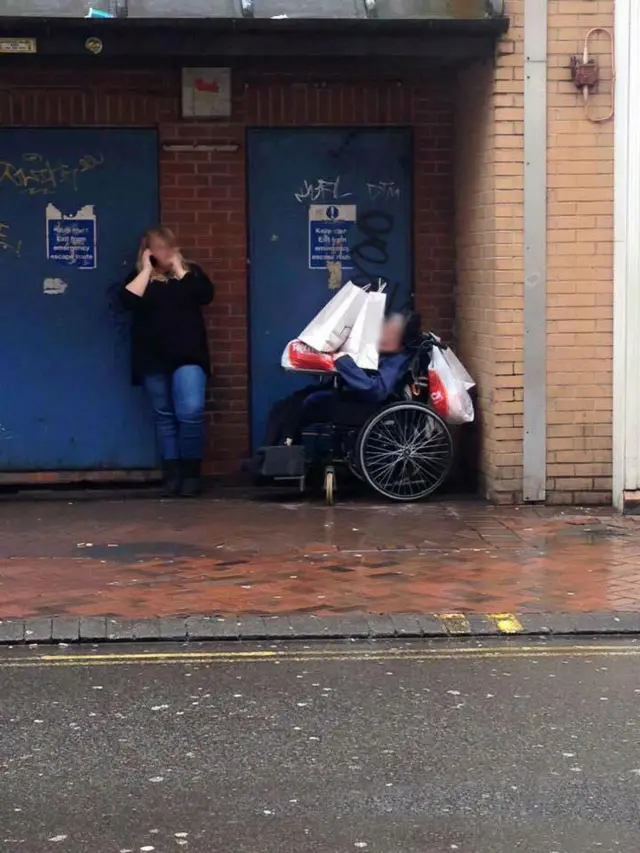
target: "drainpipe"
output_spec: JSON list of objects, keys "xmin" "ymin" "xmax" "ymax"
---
[
  {"xmin": 613, "ymin": 0, "xmax": 639, "ymax": 509},
  {"xmin": 522, "ymin": 0, "xmax": 548, "ymax": 502}
]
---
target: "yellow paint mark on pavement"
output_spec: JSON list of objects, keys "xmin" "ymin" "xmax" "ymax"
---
[
  {"xmin": 438, "ymin": 613, "xmax": 471, "ymax": 635},
  {"xmin": 489, "ymin": 613, "xmax": 524, "ymax": 634}
]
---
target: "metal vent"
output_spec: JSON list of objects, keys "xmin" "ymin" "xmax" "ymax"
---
[
  {"xmin": 0, "ymin": 0, "xmax": 91, "ymax": 14},
  {"xmin": 0, "ymin": 0, "xmax": 246, "ymax": 15},
  {"xmin": 0, "ymin": 0, "xmax": 129, "ymax": 14},
  {"xmin": 252, "ymin": 0, "xmax": 366, "ymax": 18},
  {"xmin": 127, "ymin": 0, "xmax": 241, "ymax": 16},
  {"xmin": 370, "ymin": 0, "xmax": 492, "ymax": 18}
]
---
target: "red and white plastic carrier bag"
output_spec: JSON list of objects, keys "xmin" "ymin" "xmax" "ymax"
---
[
  {"xmin": 281, "ymin": 340, "xmax": 336, "ymax": 374},
  {"xmin": 428, "ymin": 346, "xmax": 476, "ymax": 425}
]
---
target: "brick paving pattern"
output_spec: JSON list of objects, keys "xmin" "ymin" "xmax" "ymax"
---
[{"xmin": 0, "ymin": 496, "xmax": 639, "ymax": 619}]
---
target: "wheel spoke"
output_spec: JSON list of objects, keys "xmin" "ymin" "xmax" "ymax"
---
[{"xmin": 359, "ymin": 405, "xmax": 453, "ymax": 500}]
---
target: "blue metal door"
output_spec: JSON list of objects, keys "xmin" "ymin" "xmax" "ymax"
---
[
  {"xmin": 247, "ymin": 128, "xmax": 413, "ymax": 448},
  {"xmin": 0, "ymin": 129, "xmax": 159, "ymax": 472}
]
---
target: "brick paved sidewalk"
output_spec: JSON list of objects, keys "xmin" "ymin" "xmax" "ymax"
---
[{"xmin": 0, "ymin": 494, "xmax": 638, "ymax": 622}]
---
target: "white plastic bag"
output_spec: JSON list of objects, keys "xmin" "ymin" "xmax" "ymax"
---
[
  {"xmin": 428, "ymin": 346, "xmax": 475, "ymax": 424},
  {"xmin": 298, "ymin": 281, "xmax": 367, "ymax": 353},
  {"xmin": 441, "ymin": 347, "xmax": 475, "ymax": 391},
  {"xmin": 339, "ymin": 289, "xmax": 387, "ymax": 370}
]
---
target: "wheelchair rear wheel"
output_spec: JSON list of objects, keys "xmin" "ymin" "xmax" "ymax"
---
[{"xmin": 357, "ymin": 402, "xmax": 453, "ymax": 501}]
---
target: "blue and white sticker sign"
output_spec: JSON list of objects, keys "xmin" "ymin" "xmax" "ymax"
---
[
  {"xmin": 46, "ymin": 203, "xmax": 97, "ymax": 269},
  {"xmin": 308, "ymin": 203, "xmax": 356, "ymax": 270}
]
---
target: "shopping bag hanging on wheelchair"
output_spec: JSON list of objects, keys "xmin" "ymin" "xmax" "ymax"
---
[
  {"xmin": 298, "ymin": 281, "xmax": 367, "ymax": 353},
  {"xmin": 428, "ymin": 345, "xmax": 475, "ymax": 424},
  {"xmin": 440, "ymin": 347, "xmax": 475, "ymax": 392}
]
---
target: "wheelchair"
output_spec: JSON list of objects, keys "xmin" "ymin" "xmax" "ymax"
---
[{"xmin": 256, "ymin": 333, "xmax": 456, "ymax": 505}]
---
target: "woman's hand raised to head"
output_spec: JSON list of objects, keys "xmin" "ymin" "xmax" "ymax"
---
[
  {"xmin": 125, "ymin": 248, "xmax": 154, "ymax": 298},
  {"xmin": 170, "ymin": 254, "xmax": 187, "ymax": 280}
]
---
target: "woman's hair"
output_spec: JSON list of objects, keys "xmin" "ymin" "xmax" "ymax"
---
[{"xmin": 136, "ymin": 226, "xmax": 190, "ymax": 277}]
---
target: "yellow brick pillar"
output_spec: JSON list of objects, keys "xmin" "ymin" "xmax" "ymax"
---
[
  {"xmin": 455, "ymin": 1, "xmax": 525, "ymax": 503},
  {"xmin": 546, "ymin": 2, "xmax": 614, "ymax": 505}
]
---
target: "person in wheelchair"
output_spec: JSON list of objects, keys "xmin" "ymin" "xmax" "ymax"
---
[
  {"xmin": 255, "ymin": 314, "xmax": 456, "ymax": 502},
  {"xmin": 263, "ymin": 311, "xmax": 422, "ymax": 448}
]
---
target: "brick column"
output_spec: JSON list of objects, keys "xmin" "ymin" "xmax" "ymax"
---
[
  {"xmin": 545, "ymin": 1, "xmax": 614, "ymax": 504},
  {"xmin": 455, "ymin": 1, "xmax": 525, "ymax": 503}
]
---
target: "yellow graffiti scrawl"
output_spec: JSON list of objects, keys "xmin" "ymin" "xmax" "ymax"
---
[
  {"xmin": 0, "ymin": 222, "xmax": 22, "ymax": 256},
  {"xmin": 0, "ymin": 152, "xmax": 104, "ymax": 196}
]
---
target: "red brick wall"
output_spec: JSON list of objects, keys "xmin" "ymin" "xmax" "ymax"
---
[{"xmin": 0, "ymin": 67, "xmax": 455, "ymax": 474}]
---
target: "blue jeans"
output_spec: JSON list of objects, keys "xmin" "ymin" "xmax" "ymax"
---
[{"xmin": 143, "ymin": 366, "xmax": 206, "ymax": 461}]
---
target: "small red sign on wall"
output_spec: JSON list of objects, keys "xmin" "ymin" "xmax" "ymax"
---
[
  {"xmin": 181, "ymin": 67, "xmax": 231, "ymax": 118},
  {"xmin": 194, "ymin": 78, "xmax": 221, "ymax": 94}
]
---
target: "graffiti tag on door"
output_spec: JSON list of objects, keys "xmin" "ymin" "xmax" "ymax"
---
[
  {"xmin": 0, "ymin": 152, "xmax": 104, "ymax": 195},
  {"xmin": 366, "ymin": 181, "xmax": 400, "ymax": 201},
  {"xmin": 0, "ymin": 221, "xmax": 22, "ymax": 256},
  {"xmin": 295, "ymin": 178, "xmax": 401, "ymax": 204},
  {"xmin": 349, "ymin": 210, "xmax": 407, "ymax": 311},
  {"xmin": 294, "ymin": 177, "xmax": 353, "ymax": 204}
]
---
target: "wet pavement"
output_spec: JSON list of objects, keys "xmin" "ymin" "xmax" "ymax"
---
[
  {"xmin": 2, "ymin": 638, "xmax": 640, "ymax": 852},
  {"xmin": 1, "ymin": 494, "xmax": 640, "ymax": 618}
]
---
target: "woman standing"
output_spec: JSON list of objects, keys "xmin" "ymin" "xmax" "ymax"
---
[{"xmin": 122, "ymin": 226, "xmax": 214, "ymax": 497}]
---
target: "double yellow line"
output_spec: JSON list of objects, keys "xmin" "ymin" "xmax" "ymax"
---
[{"xmin": 2, "ymin": 643, "xmax": 640, "ymax": 669}]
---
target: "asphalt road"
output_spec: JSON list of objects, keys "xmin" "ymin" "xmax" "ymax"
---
[{"xmin": 2, "ymin": 639, "xmax": 640, "ymax": 853}]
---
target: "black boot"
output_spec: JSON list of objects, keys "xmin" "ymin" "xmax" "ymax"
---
[
  {"xmin": 161, "ymin": 459, "xmax": 182, "ymax": 497},
  {"xmin": 181, "ymin": 459, "xmax": 203, "ymax": 497}
]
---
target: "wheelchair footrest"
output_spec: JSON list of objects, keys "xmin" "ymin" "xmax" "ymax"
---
[{"xmin": 258, "ymin": 445, "xmax": 306, "ymax": 479}]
